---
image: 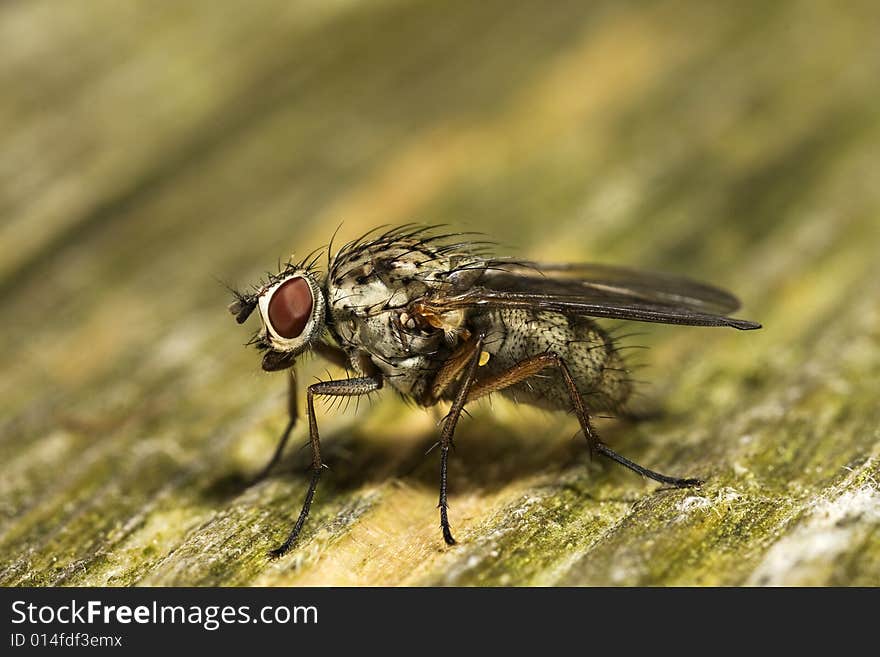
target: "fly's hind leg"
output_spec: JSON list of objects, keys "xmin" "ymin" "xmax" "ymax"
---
[
  {"xmin": 467, "ymin": 353, "xmax": 701, "ymax": 488},
  {"xmin": 268, "ymin": 374, "xmax": 382, "ymax": 558},
  {"xmin": 555, "ymin": 359, "xmax": 701, "ymax": 487}
]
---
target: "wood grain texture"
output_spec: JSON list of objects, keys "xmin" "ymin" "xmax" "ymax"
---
[{"xmin": 2, "ymin": 0, "xmax": 879, "ymax": 586}]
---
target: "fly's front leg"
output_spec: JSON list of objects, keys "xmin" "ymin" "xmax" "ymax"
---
[
  {"xmin": 252, "ymin": 368, "xmax": 298, "ymax": 484},
  {"xmin": 268, "ymin": 374, "xmax": 382, "ymax": 558},
  {"xmin": 467, "ymin": 354, "xmax": 701, "ymax": 488},
  {"xmin": 253, "ymin": 342, "xmax": 351, "ymax": 484},
  {"xmin": 435, "ymin": 333, "xmax": 485, "ymax": 546}
]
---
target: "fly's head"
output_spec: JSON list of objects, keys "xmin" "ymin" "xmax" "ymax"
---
[{"xmin": 228, "ymin": 263, "xmax": 326, "ymax": 372}]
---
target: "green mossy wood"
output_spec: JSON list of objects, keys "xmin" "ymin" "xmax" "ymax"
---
[{"xmin": 2, "ymin": 0, "xmax": 879, "ymax": 586}]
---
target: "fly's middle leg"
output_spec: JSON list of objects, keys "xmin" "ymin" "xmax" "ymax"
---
[
  {"xmin": 432, "ymin": 332, "xmax": 486, "ymax": 545},
  {"xmin": 467, "ymin": 353, "xmax": 702, "ymax": 488}
]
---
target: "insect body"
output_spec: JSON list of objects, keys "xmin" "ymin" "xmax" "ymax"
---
[{"xmin": 229, "ymin": 226, "xmax": 760, "ymax": 556}]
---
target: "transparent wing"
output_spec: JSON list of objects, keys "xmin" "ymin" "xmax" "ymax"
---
[
  {"xmin": 505, "ymin": 262, "xmax": 745, "ymax": 313},
  {"xmin": 422, "ymin": 264, "xmax": 761, "ymax": 330}
]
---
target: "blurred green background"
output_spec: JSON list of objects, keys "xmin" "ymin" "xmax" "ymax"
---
[{"xmin": 1, "ymin": 1, "xmax": 879, "ymax": 586}]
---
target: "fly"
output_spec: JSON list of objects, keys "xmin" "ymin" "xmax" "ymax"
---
[{"xmin": 228, "ymin": 225, "xmax": 761, "ymax": 556}]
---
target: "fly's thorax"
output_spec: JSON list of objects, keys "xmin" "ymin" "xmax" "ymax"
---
[
  {"xmin": 329, "ymin": 238, "xmax": 486, "ymax": 294},
  {"xmin": 327, "ymin": 270, "xmax": 440, "ymax": 356},
  {"xmin": 324, "ymin": 235, "xmax": 490, "ymax": 398},
  {"xmin": 327, "ymin": 239, "xmax": 482, "ymax": 358}
]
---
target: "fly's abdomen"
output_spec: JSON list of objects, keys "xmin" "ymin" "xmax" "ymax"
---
[{"xmin": 475, "ymin": 309, "xmax": 632, "ymax": 413}]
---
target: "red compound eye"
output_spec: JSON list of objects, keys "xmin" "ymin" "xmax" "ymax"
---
[{"xmin": 267, "ymin": 277, "xmax": 313, "ymax": 339}]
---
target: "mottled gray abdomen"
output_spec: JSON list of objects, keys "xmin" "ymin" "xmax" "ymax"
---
[{"xmin": 471, "ymin": 309, "xmax": 632, "ymax": 413}]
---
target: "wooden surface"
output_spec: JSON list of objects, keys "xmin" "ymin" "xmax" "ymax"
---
[{"xmin": 2, "ymin": 0, "xmax": 879, "ymax": 586}]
